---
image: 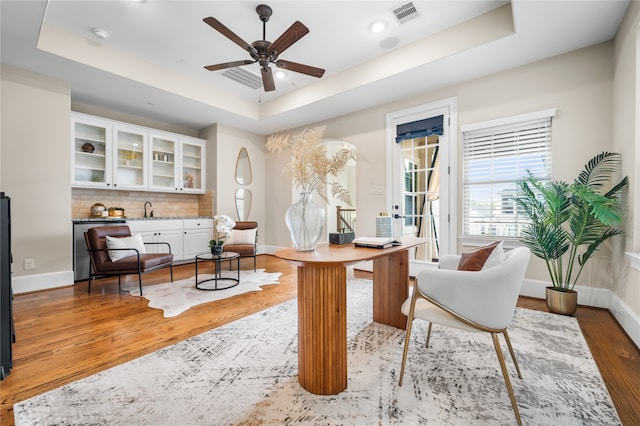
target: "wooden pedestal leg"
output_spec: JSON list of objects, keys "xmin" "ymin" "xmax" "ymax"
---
[
  {"xmin": 297, "ymin": 265, "xmax": 347, "ymax": 395},
  {"xmin": 372, "ymin": 249, "xmax": 409, "ymax": 330}
]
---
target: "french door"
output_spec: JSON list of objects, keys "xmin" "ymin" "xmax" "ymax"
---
[{"xmin": 386, "ymin": 98, "xmax": 457, "ymax": 275}]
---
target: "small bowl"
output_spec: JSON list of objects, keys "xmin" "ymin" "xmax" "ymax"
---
[{"xmin": 82, "ymin": 142, "xmax": 95, "ymax": 153}]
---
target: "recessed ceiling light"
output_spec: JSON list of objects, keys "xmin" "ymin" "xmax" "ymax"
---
[
  {"xmin": 91, "ymin": 28, "xmax": 109, "ymax": 40},
  {"xmin": 370, "ymin": 20, "xmax": 387, "ymax": 33},
  {"xmin": 275, "ymin": 70, "xmax": 287, "ymax": 79}
]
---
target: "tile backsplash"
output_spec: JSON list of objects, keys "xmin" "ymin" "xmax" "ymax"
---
[{"xmin": 72, "ymin": 188, "xmax": 213, "ymax": 218}]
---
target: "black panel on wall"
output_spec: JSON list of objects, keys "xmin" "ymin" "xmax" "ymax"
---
[{"xmin": 0, "ymin": 192, "xmax": 13, "ymax": 380}]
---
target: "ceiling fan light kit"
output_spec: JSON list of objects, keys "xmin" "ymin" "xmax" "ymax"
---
[{"xmin": 203, "ymin": 4, "xmax": 325, "ymax": 92}]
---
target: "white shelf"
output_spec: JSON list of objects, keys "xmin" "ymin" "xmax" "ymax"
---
[
  {"xmin": 75, "ymin": 165, "xmax": 106, "ymax": 171},
  {"xmin": 75, "ymin": 151, "xmax": 106, "ymax": 158},
  {"xmin": 118, "ymin": 164, "xmax": 143, "ymax": 170},
  {"xmin": 75, "ymin": 136, "xmax": 106, "ymax": 143}
]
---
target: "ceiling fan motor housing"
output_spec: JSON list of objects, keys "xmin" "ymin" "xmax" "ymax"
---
[{"xmin": 256, "ymin": 4, "xmax": 272, "ymax": 22}]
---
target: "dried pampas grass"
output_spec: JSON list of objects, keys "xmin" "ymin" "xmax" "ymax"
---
[{"xmin": 266, "ymin": 126, "xmax": 357, "ymax": 205}]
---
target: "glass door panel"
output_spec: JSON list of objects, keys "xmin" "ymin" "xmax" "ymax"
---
[
  {"xmin": 114, "ymin": 126, "xmax": 146, "ymax": 189},
  {"xmin": 180, "ymin": 141, "xmax": 202, "ymax": 191},
  {"xmin": 73, "ymin": 118, "xmax": 110, "ymax": 186},
  {"xmin": 400, "ymin": 135, "xmax": 441, "ymax": 262},
  {"xmin": 150, "ymin": 135, "xmax": 176, "ymax": 190}
]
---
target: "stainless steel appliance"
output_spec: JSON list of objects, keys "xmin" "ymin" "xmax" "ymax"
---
[{"xmin": 73, "ymin": 219, "xmax": 126, "ymax": 281}]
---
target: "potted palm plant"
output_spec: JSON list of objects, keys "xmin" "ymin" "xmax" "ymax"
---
[{"xmin": 514, "ymin": 152, "xmax": 628, "ymax": 315}]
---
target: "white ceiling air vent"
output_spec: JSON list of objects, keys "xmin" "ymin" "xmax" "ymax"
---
[
  {"xmin": 391, "ymin": 1, "xmax": 420, "ymax": 24},
  {"xmin": 221, "ymin": 67, "xmax": 262, "ymax": 90}
]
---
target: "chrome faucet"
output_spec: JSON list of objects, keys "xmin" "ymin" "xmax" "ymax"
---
[{"xmin": 144, "ymin": 201, "xmax": 153, "ymax": 218}]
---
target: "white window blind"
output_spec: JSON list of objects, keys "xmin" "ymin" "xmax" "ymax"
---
[{"xmin": 462, "ymin": 109, "xmax": 555, "ymax": 239}]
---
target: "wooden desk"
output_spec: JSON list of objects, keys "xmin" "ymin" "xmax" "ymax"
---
[{"xmin": 274, "ymin": 237, "xmax": 426, "ymax": 395}]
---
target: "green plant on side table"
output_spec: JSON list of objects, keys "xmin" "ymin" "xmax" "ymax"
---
[{"xmin": 514, "ymin": 152, "xmax": 628, "ymax": 316}]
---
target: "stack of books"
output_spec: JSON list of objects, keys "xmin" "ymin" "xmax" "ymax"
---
[{"xmin": 352, "ymin": 237, "xmax": 401, "ymax": 249}]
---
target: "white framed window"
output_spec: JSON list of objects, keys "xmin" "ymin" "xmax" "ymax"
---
[{"xmin": 461, "ymin": 109, "xmax": 556, "ymax": 240}]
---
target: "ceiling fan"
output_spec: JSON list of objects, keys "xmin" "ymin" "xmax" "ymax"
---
[{"xmin": 203, "ymin": 4, "xmax": 325, "ymax": 92}]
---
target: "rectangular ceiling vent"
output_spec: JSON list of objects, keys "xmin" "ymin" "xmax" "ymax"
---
[
  {"xmin": 392, "ymin": 1, "xmax": 420, "ymax": 24},
  {"xmin": 221, "ymin": 67, "xmax": 262, "ymax": 90}
]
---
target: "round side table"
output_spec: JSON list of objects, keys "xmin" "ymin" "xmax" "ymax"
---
[{"xmin": 195, "ymin": 252, "xmax": 240, "ymax": 290}]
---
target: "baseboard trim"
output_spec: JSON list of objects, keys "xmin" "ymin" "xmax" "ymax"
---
[
  {"xmin": 13, "ymin": 270, "xmax": 75, "ymax": 294},
  {"xmin": 609, "ymin": 291, "xmax": 640, "ymax": 349}
]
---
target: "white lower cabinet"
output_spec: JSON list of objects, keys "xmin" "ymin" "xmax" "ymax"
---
[
  {"xmin": 183, "ymin": 219, "xmax": 213, "ymax": 259},
  {"xmin": 129, "ymin": 218, "xmax": 212, "ymax": 262}
]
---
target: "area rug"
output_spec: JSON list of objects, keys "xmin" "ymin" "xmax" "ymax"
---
[
  {"xmin": 14, "ymin": 279, "xmax": 620, "ymax": 425},
  {"xmin": 123, "ymin": 268, "xmax": 282, "ymax": 317}
]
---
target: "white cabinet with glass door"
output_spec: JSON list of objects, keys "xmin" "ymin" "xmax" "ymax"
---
[
  {"xmin": 72, "ymin": 115, "xmax": 112, "ymax": 188},
  {"xmin": 113, "ymin": 125, "xmax": 147, "ymax": 190},
  {"xmin": 149, "ymin": 133, "xmax": 178, "ymax": 191},
  {"xmin": 72, "ymin": 113, "xmax": 206, "ymax": 194},
  {"xmin": 179, "ymin": 138, "xmax": 205, "ymax": 193}
]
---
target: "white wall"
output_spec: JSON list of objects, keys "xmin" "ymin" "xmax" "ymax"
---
[
  {"xmin": 212, "ymin": 124, "xmax": 266, "ymax": 249},
  {"xmin": 611, "ymin": 1, "xmax": 640, "ymax": 344},
  {"xmin": 264, "ymin": 41, "xmax": 639, "ymax": 334},
  {"xmin": 0, "ymin": 65, "xmax": 73, "ymax": 292}
]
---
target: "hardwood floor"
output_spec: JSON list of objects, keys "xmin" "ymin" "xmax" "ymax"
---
[{"xmin": 2, "ymin": 255, "xmax": 639, "ymax": 425}]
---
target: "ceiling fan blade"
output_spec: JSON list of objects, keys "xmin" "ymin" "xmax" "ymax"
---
[
  {"xmin": 261, "ymin": 67, "xmax": 276, "ymax": 92},
  {"xmin": 275, "ymin": 60, "xmax": 325, "ymax": 78},
  {"xmin": 268, "ymin": 21, "xmax": 309, "ymax": 56},
  {"xmin": 204, "ymin": 60, "xmax": 255, "ymax": 71},
  {"xmin": 203, "ymin": 17, "xmax": 257, "ymax": 55}
]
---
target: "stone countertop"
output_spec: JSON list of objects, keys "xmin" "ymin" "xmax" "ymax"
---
[{"xmin": 72, "ymin": 216, "xmax": 213, "ymax": 223}]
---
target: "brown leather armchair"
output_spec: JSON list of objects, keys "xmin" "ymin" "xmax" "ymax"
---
[
  {"xmin": 223, "ymin": 221, "xmax": 258, "ymax": 271},
  {"xmin": 84, "ymin": 225, "xmax": 173, "ymax": 295}
]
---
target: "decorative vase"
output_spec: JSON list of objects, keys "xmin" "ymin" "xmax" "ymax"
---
[
  {"xmin": 211, "ymin": 245, "xmax": 223, "ymax": 255},
  {"xmin": 285, "ymin": 192, "xmax": 325, "ymax": 252},
  {"xmin": 545, "ymin": 287, "xmax": 578, "ymax": 316}
]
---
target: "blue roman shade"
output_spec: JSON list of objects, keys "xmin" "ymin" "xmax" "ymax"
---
[{"xmin": 396, "ymin": 115, "xmax": 444, "ymax": 143}]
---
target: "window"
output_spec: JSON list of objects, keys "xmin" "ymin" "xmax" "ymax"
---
[{"xmin": 461, "ymin": 109, "xmax": 555, "ymax": 239}]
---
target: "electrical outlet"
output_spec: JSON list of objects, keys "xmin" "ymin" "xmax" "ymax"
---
[{"xmin": 24, "ymin": 258, "xmax": 35, "ymax": 270}]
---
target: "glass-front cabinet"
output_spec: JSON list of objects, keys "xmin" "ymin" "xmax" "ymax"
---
[
  {"xmin": 113, "ymin": 125, "xmax": 147, "ymax": 190},
  {"xmin": 71, "ymin": 112, "xmax": 206, "ymax": 193},
  {"xmin": 72, "ymin": 116, "xmax": 112, "ymax": 187},
  {"xmin": 180, "ymin": 139, "xmax": 204, "ymax": 193},
  {"xmin": 149, "ymin": 133, "xmax": 177, "ymax": 191}
]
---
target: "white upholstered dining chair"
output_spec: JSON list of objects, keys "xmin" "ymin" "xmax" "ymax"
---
[{"xmin": 398, "ymin": 246, "xmax": 531, "ymax": 426}]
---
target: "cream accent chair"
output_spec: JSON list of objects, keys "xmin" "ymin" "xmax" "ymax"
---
[{"xmin": 398, "ymin": 247, "xmax": 531, "ymax": 426}]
